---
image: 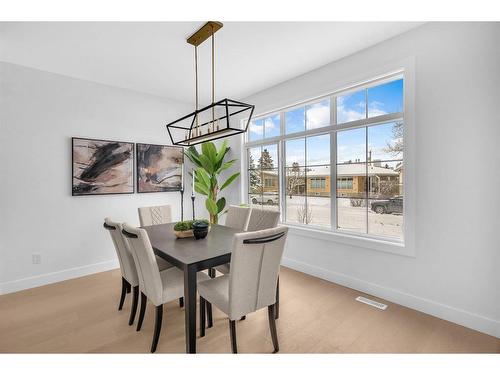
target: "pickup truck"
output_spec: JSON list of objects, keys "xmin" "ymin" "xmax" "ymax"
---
[{"xmin": 370, "ymin": 196, "xmax": 403, "ymax": 214}]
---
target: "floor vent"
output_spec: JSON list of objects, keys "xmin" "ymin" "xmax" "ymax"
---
[{"xmin": 355, "ymin": 296, "xmax": 388, "ymax": 310}]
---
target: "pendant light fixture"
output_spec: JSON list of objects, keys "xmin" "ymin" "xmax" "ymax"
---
[{"xmin": 166, "ymin": 21, "xmax": 255, "ymax": 146}]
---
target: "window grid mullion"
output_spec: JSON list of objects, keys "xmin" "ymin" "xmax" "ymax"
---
[
  {"xmin": 331, "ymin": 95, "xmax": 337, "ymax": 232},
  {"xmin": 245, "ymin": 74, "xmax": 404, "ymax": 243}
]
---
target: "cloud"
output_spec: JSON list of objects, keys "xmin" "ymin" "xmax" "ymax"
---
[
  {"xmin": 306, "ymin": 101, "xmax": 330, "ymax": 129},
  {"xmin": 367, "ymin": 100, "xmax": 388, "ymax": 118},
  {"xmin": 249, "ymin": 122, "xmax": 263, "ymax": 135},
  {"xmin": 336, "ymin": 96, "xmax": 365, "ymax": 123}
]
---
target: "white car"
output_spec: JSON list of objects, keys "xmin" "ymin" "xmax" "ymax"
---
[{"xmin": 251, "ymin": 195, "xmax": 279, "ymax": 206}]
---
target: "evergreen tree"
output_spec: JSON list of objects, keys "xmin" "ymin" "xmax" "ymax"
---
[
  {"xmin": 258, "ymin": 148, "xmax": 274, "ymax": 169},
  {"xmin": 248, "ymin": 154, "xmax": 261, "ymax": 192}
]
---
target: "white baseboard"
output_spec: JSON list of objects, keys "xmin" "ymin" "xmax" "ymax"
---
[
  {"xmin": 282, "ymin": 257, "xmax": 500, "ymax": 339},
  {"xmin": 0, "ymin": 259, "xmax": 120, "ymax": 295}
]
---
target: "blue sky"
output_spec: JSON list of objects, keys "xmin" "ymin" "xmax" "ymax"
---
[{"xmin": 248, "ymin": 78, "xmax": 403, "ymax": 164}]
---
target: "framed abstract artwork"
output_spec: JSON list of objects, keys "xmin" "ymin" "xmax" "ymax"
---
[
  {"xmin": 136, "ymin": 143, "xmax": 183, "ymax": 193},
  {"xmin": 72, "ymin": 137, "xmax": 134, "ymax": 196}
]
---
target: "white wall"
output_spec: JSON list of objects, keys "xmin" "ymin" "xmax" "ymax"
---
[
  {"xmin": 239, "ymin": 23, "xmax": 500, "ymax": 337},
  {"xmin": 0, "ymin": 62, "xmax": 214, "ymax": 293}
]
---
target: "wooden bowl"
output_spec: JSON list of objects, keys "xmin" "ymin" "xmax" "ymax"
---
[{"xmin": 174, "ymin": 229, "xmax": 194, "ymax": 239}]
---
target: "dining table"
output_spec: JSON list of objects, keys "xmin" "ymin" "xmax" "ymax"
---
[{"xmin": 142, "ymin": 222, "xmax": 241, "ymax": 354}]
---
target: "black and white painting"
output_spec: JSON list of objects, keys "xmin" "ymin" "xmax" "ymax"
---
[
  {"xmin": 136, "ymin": 143, "xmax": 183, "ymax": 193},
  {"xmin": 72, "ymin": 137, "xmax": 134, "ymax": 196}
]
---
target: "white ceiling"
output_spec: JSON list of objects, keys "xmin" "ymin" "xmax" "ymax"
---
[{"xmin": 0, "ymin": 22, "xmax": 423, "ymax": 104}]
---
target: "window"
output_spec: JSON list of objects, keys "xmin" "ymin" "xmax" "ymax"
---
[
  {"xmin": 284, "ymin": 133, "xmax": 331, "ymax": 227},
  {"xmin": 245, "ymin": 75, "xmax": 405, "ymax": 243},
  {"xmin": 337, "ymin": 177, "xmax": 353, "ymax": 190},
  {"xmin": 264, "ymin": 178, "xmax": 276, "ymax": 188},
  {"xmin": 311, "ymin": 178, "xmax": 326, "ymax": 189},
  {"xmin": 247, "ymin": 144, "xmax": 279, "ymax": 211}
]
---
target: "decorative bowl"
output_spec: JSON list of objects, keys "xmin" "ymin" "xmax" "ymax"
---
[
  {"xmin": 192, "ymin": 221, "xmax": 209, "ymax": 240},
  {"xmin": 174, "ymin": 229, "xmax": 194, "ymax": 239}
]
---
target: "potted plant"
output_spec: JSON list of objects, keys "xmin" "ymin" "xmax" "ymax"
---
[
  {"xmin": 173, "ymin": 219, "xmax": 210, "ymax": 239},
  {"xmin": 173, "ymin": 220, "xmax": 194, "ymax": 238},
  {"xmin": 184, "ymin": 140, "xmax": 240, "ymax": 224}
]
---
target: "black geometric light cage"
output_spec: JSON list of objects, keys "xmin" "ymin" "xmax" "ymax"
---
[{"xmin": 166, "ymin": 98, "xmax": 254, "ymax": 147}]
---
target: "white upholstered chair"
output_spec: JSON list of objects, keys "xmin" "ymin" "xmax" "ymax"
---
[
  {"xmin": 214, "ymin": 205, "xmax": 251, "ymax": 275},
  {"xmin": 104, "ymin": 217, "xmax": 182, "ymax": 327},
  {"xmin": 103, "ymin": 218, "xmax": 140, "ymax": 326},
  {"xmin": 198, "ymin": 226, "xmax": 289, "ymax": 353},
  {"xmin": 224, "ymin": 205, "xmax": 251, "ymax": 231},
  {"xmin": 216, "ymin": 208, "xmax": 280, "ymax": 278},
  {"xmin": 138, "ymin": 205, "xmax": 172, "ymax": 226},
  {"xmin": 121, "ymin": 223, "xmax": 210, "ymax": 353},
  {"xmin": 137, "ymin": 205, "xmax": 176, "ymax": 281},
  {"xmin": 246, "ymin": 208, "xmax": 280, "ymax": 232}
]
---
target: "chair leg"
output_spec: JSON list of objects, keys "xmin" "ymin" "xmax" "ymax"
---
[
  {"xmin": 209, "ymin": 268, "xmax": 216, "ymax": 278},
  {"xmin": 267, "ymin": 304, "xmax": 279, "ymax": 353},
  {"xmin": 207, "ymin": 301, "xmax": 213, "ymax": 328},
  {"xmin": 126, "ymin": 283, "xmax": 131, "ymax": 294},
  {"xmin": 240, "ymin": 316, "xmax": 246, "ymax": 321},
  {"xmin": 179, "ymin": 297, "xmax": 184, "ymax": 308},
  {"xmin": 151, "ymin": 305, "xmax": 163, "ymax": 353},
  {"xmin": 128, "ymin": 286, "xmax": 139, "ymax": 326},
  {"xmin": 229, "ymin": 320, "xmax": 237, "ymax": 354},
  {"xmin": 275, "ymin": 277, "xmax": 280, "ymax": 319},
  {"xmin": 136, "ymin": 292, "xmax": 147, "ymax": 332},
  {"xmin": 119, "ymin": 277, "xmax": 127, "ymax": 311},
  {"xmin": 200, "ymin": 297, "xmax": 206, "ymax": 337}
]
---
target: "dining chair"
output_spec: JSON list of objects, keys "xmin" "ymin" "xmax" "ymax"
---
[
  {"xmin": 224, "ymin": 205, "xmax": 251, "ymax": 231},
  {"xmin": 104, "ymin": 218, "xmax": 183, "ymax": 325},
  {"xmin": 215, "ymin": 206, "xmax": 280, "ymax": 275},
  {"xmin": 245, "ymin": 209, "xmax": 282, "ymax": 317},
  {"xmin": 138, "ymin": 205, "xmax": 182, "ymax": 305},
  {"xmin": 215, "ymin": 208, "xmax": 282, "ymax": 318},
  {"xmin": 121, "ymin": 223, "xmax": 211, "ymax": 352},
  {"xmin": 246, "ymin": 208, "xmax": 280, "ymax": 232},
  {"xmin": 138, "ymin": 205, "xmax": 172, "ymax": 226},
  {"xmin": 103, "ymin": 218, "xmax": 140, "ymax": 326},
  {"xmin": 214, "ymin": 205, "xmax": 251, "ymax": 275},
  {"xmin": 197, "ymin": 226, "xmax": 289, "ymax": 354}
]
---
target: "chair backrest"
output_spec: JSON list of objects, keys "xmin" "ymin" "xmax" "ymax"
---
[
  {"xmin": 228, "ymin": 226, "xmax": 288, "ymax": 320},
  {"xmin": 103, "ymin": 218, "xmax": 138, "ymax": 286},
  {"xmin": 121, "ymin": 223, "xmax": 163, "ymax": 306},
  {"xmin": 246, "ymin": 208, "xmax": 280, "ymax": 231},
  {"xmin": 138, "ymin": 205, "xmax": 172, "ymax": 226},
  {"xmin": 224, "ymin": 205, "xmax": 251, "ymax": 231}
]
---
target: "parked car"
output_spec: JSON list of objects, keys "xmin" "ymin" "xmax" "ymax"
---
[
  {"xmin": 251, "ymin": 195, "xmax": 279, "ymax": 206},
  {"xmin": 370, "ymin": 196, "xmax": 403, "ymax": 214}
]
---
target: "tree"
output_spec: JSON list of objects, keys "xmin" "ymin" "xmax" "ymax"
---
[
  {"xmin": 383, "ymin": 121, "xmax": 403, "ymax": 157},
  {"xmin": 379, "ymin": 179, "xmax": 399, "ymax": 198},
  {"xmin": 296, "ymin": 202, "xmax": 312, "ymax": 224},
  {"xmin": 286, "ymin": 162, "xmax": 304, "ymax": 198},
  {"xmin": 258, "ymin": 148, "xmax": 275, "ymax": 169},
  {"xmin": 248, "ymin": 154, "xmax": 261, "ymax": 193}
]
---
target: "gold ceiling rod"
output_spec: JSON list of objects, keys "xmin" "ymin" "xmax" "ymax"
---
[
  {"xmin": 187, "ymin": 21, "xmax": 223, "ymax": 47},
  {"xmin": 188, "ymin": 21, "xmax": 223, "ymax": 136}
]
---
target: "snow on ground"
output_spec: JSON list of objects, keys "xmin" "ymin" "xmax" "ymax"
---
[{"xmin": 251, "ymin": 196, "xmax": 403, "ymax": 240}]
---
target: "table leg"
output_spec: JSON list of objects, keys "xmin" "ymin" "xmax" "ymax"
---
[{"xmin": 184, "ymin": 264, "xmax": 198, "ymax": 354}]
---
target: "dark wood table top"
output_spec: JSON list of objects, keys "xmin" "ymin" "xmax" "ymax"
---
[{"xmin": 143, "ymin": 223, "xmax": 241, "ymax": 267}]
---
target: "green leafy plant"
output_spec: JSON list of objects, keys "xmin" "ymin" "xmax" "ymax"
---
[
  {"xmin": 173, "ymin": 219, "xmax": 209, "ymax": 231},
  {"xmin": 184, "ymin": 140, "xmax": 240, "ymax": 224},
  {"xmin": 174, "ymin": 220, "xmax": 193, "ymax": 231}
]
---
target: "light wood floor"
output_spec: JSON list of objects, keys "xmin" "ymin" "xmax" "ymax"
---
[{"xmin": 0, "ymin": 267, "xmax": 498, "ymax": 353}]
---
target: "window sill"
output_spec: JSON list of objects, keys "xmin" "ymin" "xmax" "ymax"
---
[{"xmin": 283, "ymin": 224, "xmax": 415, "ymax": 257}]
